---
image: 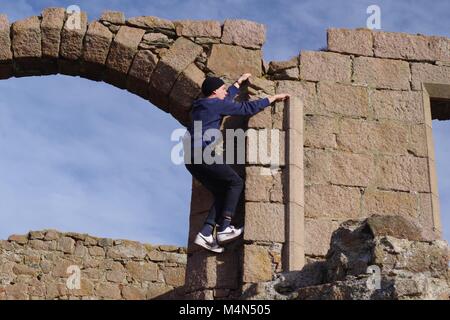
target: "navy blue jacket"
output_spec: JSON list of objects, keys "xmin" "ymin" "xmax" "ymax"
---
[{"xmin": 185, "ymin": 85, "xmax": 271, "ymax": 149}]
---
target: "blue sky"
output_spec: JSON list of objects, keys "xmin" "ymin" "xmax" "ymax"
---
[{"xmin": 0, "ymin": 0, "xmax": 448, "ymax": 246}]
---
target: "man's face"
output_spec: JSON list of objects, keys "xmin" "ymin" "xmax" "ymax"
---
[{"xmin": 212, "ymin": 84, "xmax": 227, "ymax": 100}]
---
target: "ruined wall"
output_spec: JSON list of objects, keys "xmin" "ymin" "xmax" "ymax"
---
[
  {"xmin": 0, "ymin": 230, "xmax": 186, "ymax": 300},
  {"xmin": 0, "ymin": 7, "xmax": 449, "ymax": 300},
  {"xmin": 299, "ymin": 28, "xmax": 449, "ymax": 261}
]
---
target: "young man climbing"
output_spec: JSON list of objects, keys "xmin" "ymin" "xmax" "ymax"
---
[{"xmin": 184, "ymin": 73, "xmax": 290, "ymax": 253}]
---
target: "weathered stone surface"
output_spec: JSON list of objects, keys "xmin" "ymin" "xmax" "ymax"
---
[
  {"xmin": 3, "ymin": 283, "xmax": 29, "ymax": 300},
  {"xmin": 374, "ymin": 31, "xmax": 449, "ymax": 62},
  {"xmin": 126, "ymin": 16, "xmax": 175, "ymax": 31},
  {"xmin": 353, "ymin": 56, "xmax": 410, "ymax": 90},
  {"xmin": 221, "ymin": 19, "xmax": 265, "ymax": 49},
  {"xmin": 335, "ymin": 118, "xmax": 369, "ymax": 153},
  {"xmin": 190, "ymin": 181, "xmax": 214, "ymax": 215},
  {"xmin": 29, "ymin": 239, "xmax": 48, "ymax": 250},
  {"xmin": 245, "ymin": 166, "xmax": 284, "ymax": 203},
  {"xmin": 150, "ymin": 37, "xmax": 203, "ymax": 98},
  {"xmin": 0, "ymin": 14, "xmax": 12, "ymax": 61},
  {"xmin": 243, "ymin": 245, "xmax": 273, "ymax": 283},
  {"xmin": 268, "ymin": 56, "xmax": 299, "ymax": 74},
  {"xmin": 128, "ymin": 49, "xmax": 158, "ymax": 82},
  {"xmin": 272, "ymin": 67, "xmax": 299, "ymax": 80},
  {"xmin": 141, "ymin": 32, "xmax": 172, "ymax": 48},
  {"xmin": 162, "ymin": 266, "xmax": 185, "ymax": 287},
  {"xmin": 106, "ymin": 26, "xmax": 145, "ymax": 74},
  {"xmin": 8, "ymin": 234, "xmax": 28, "ymax": 244},
  {"xmin": 107, "ymin": 241, "xmax": 147, "ymax": 259},
  {"xmin": 60, "ymin": 11, "xmax": 88, "ymax": 60},
  {"xmin": 147, "ymin": 250, "xmax": 166, "ymax": 262},
  {"xmin": 247, "ymin": 76, "xmax": 275, "ymax": 95},
  {"xmin": 169, "ymin": 62, "xmax": 205, "ymax": 110},
  {"xmin": 256, "ymin": 217, "xmax": 447, "ymax": 301},
  {"xmin": 305, "ymin": 219, "xmax": 341, "ymax": 257},
  {"xmin": 366, "ymin": 215, "xmax": 424, "ymax": 241},
  {"xmin": 304, "ymin": 148, "xmax": 330, "ymax": 184},
  {"xmin": 411, "ymin": 62, "xmax": 450, "ymax": 90},
  {"xmin": 64, "ymin": 233, "xmax": 86, "ymax": 242},
  {"xmin": 431, "ymin": 36, "xmax": 450, "ymax": 63},
  {"xmin": 244, "ymin": 202, "xmax": 285, "ymax": 242},
  {"xmin": 305, "ymin": 185, "xmax": 361, "ymax": 219},
  {"xmin": 336, "ymin": 118, "xmax": 410, "ymax": 155},
  {"xmin": 106, "ymin": 270, "xmax": 126, "ymax": 283},
  {"xmin": 88, "ymin": 246, "xmax": 105, "ymax": 257},
  {"xmin": 327, "ymin": 28, "xmax": 373, "ymax": 56},
  {"xmin": 126, "ymin": 261, "xmax": 159, "ymax": 281},
  {"xmin": 13, "ymin": 264, "xmax": 37, "ymax": 276},
  {"xmin": 304, "ymin": 115, "xmax": 338, "ymax": 149},
  {"xmin": 159, "ymin": 245, "xmax": 180, "ymax": 252},
  {"xmin": 329, "ymin": 151, "xmax": 375, "ymax": 187},
  {"xmin": 126, "ymin": 49, "xmax": 158, "ymax": 98},
  {"xmin": 174, "ymin": 20, "xmax": 221, "ymax": 38},
  {"xmin": 376, "ymin": 155, "xmax": 430, "ymax": 192},
  {"xmin": 95, "ymin": 283, "xmax": 121, "ymax": 299},
  {"xmin": 122, "ymin": 286, "xmax": 146, "ymax": 300},
  {"xmin": 317, "ymin": 82, "xmax": 369, "ymax": 117},
  {"xmin": 322, "ymin": 217, "xmax": 448, "ymax": 288},
  {"xmin": 371, "ymin": 90, "xmax": 424, "ymax": 123},
  {"xmin": 207, "ymin": 44, "xmax": 262, "ymax": 78},
  {"xmin": 186, "ymin": 250, "xmax": 240, "ymax": 291},
  {"xmin": 11, "ymin": 16, "xmax": 41, "ymax": 58},
  {"xmin": 408, "ymin": 124, "xmax": 428, "ymax": 158},
  {"xmin": 29, "ymin": 231, "xmax": 45, "ymax": 240},
  {"xmin": 44, "ymin": 230, "xmax": 60, "ymax": 241},
  {"xmin": 146, "ymin": 283, "xmax": 173, "ymax": 299},
  {"xmin": 170, "ymin": 105, "xmax": 192, "ymax": 127},
  {"xmin": 73, "ymin": 243, "xmax": 88, "ymax": 257},
  {"xmin": 1, "ymin": 226, "xmax": 187, "ymax": 300},
  {"xmin": 299, "ymin": 51, "xmax": 351, "ymax": 83},
  {"xmin": 52, "ymin": 258, "xmax": 78, "ymax": 277},
  {"xmin": 41, "ymin": 8, "xmax": 65, "ymax": 58},
  {"xmin": 275, "ymin": 80, "xmax": 316, "ymax": 115},
  {"xmin": 82, "ymin": 21, "xmax": 113, "ymax": 65},
  {"xmin": 57, "ymin": 237, "xmax": 75, "ymax": 254},
  {"xmin": 363, "ymin": 190, "xmax": 418, "ymax": 219},
  {"xmin": 373, "ymin": 236, "xmax": 448, "ymax": 275},
  {"xmin": 100, "ymin": 11, "xmax": 125, "ymax": 25}
]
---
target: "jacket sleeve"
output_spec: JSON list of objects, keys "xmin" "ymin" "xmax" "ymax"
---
[
  {"xmin": 217, "ymin": 97, "xmax": 271, "ymax": 116},
  {"xmin": 225, "ymin": 84, "xmax": 239, "ymax": 101}
]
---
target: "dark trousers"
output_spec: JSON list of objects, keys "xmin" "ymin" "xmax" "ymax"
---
[{"xmin": 185, "ymin": 155, "xmax": 244, "ymax": 227}]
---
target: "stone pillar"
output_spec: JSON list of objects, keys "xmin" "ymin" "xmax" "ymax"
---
[{"xmin": 284, "ymin": 96, "xmax": 305, "ymax": 271}]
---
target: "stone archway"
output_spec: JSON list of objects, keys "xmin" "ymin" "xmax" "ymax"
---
[
  {"xmin": 2, "ymin": 7, "xmax": 449, "ymax": 301},
  {"xmin": 0, "ymin": 8, "xmax": 267, "ymax": 127},
  {"xmin": 0, "ymin": 8, "xmax": 303, "ymax": 300}
]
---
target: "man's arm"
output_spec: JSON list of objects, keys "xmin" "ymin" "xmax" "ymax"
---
[
  {"xmin": 217, "ymin": 97, "xmax": 271, "ymax": 116},
  {"xmin": 224, "ymin": 82, "xmax": 240, "ymax": 101}
]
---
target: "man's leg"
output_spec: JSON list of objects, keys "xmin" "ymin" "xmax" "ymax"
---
[
  {"xmin": 185, "ymin": 163, "xmax": 226, "ymax": 236},
  {"xmin": 186, "ymin": 162, "xmax": 244, "ymax": 230}
]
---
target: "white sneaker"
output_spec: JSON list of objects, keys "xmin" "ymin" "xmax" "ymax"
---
[
  {"xmin": 194, "ymin": 232, "xmax": 224, "ymax": 253},
  {"xmin": 217, "ymin": 225, "xmax": 244, "ymax": 244}
]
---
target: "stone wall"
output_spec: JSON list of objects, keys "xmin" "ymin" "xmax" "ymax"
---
[
  {"xmin": 0, "ymin": 7, "xmax": 449, "ymax": 300},
  {"xmin": 0, "ymin": 230, "xmax": 186, "ymax": 300},
  {"xmin": 250, "ymin": 215, "xmax": 449, "ymax": 300},
  {"xmin": 299, "ymin": 28, "xmax": 450, "ymax": 261}
]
